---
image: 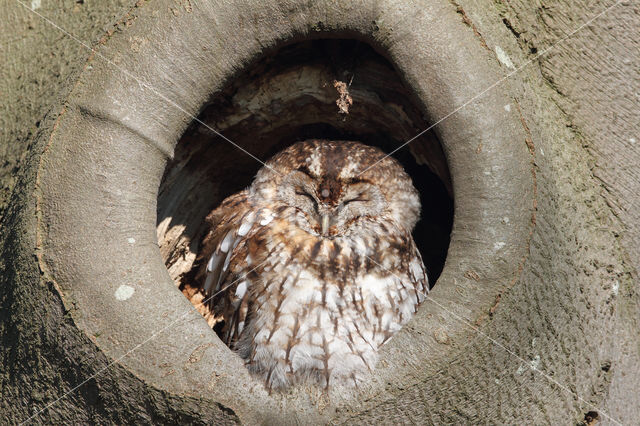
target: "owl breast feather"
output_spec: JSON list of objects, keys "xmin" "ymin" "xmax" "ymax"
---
[{"xmin": 198, "ymin": 198, "xmax": 428, "ymax": 390}]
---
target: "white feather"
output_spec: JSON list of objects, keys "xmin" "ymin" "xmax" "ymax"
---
[
  {"xmin": 237, "ymin": 214, "xmax": 254, "ymax": 236},
  {"xmin": 360, "ymin": 273, "xmax": 394, "ymax": 300},
  {"xmin": 222, "ymin": 252, "xmax": 232, "ymax": 272},
  {"xmin": 220, "ymin": 231, "xmax": 234, "ymax": 253},
  {"xmin": 235, "ymin": 281, "xmax": 248, "ymax": 299},
  {"xmin": 206, "ymin": 254, "xmax": 216, "ymax": 272},
  {"xmin": 259, "ymin": 214, "xmax": 274, "ymax": 226}
]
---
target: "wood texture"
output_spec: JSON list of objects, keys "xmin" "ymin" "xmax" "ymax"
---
[{"xmin": 0, "ymin": 0, "xmax": 638, "ymax": 423}]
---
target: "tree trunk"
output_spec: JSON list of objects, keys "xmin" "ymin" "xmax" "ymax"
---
[{"xmin": 1, "ymin": 0, "xmax": 638, "ymax": 424}]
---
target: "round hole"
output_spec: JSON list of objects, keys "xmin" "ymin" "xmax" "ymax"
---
[
  {"xmin": 33, "ymin": 0, "xmax": 535, "ymax": 419},
  {"xmin": 157, "ymin": 39, "xmax": 453, "ymax": 330}
]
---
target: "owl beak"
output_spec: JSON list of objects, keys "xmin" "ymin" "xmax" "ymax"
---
[{"xmin": 321, "ymin": 214, "xmax": 331, "ymax": 235}]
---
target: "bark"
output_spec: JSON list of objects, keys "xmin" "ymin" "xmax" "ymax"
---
[
  {"xmin": 1, "ymin": 2, "xmax": 238, "ymax": 423},
  {"xmin": 1, "ymin": 0, "xmax": 638, "ymax": 424},
  {"xmin": 0, "ymin": 0, "xmax": 130, "ymax": 220}
]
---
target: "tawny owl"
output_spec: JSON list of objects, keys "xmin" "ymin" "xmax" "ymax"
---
[{"xmin": 194, "ymin": 140, "xmax": 428, "ymax": 390}]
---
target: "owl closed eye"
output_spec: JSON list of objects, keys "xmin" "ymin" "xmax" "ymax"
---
[{"xmin": 194, "ymin": 139, "xmax": 428, "ymax": 391}]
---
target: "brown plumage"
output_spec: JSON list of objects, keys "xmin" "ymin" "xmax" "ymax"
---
[{"xmin": 194, "ymin": 140, "xmax": 428, "ymax": 390}]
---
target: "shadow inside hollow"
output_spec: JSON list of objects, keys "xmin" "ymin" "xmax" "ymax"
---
[{"xmin": 157, "ymin": 39, "xmax": 453, "ymax": 292}]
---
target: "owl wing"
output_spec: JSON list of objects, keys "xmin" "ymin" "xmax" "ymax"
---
[{"xmin": 195, "ymin": 190, "xmax": 262, "ymax": 345}]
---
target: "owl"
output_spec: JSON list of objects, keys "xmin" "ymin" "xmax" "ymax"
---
[{"xmin": 194, "ymin": 140, "xmax": 428, "ymax": 391}]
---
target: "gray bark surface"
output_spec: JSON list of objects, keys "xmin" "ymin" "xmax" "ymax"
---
[
  {"xmin": 0, "ymin": 0, "xmax": 130, "ymax": 220},
  {"xmin": 0, "ymin": 2, "xmax": 238, "ymax": 423},
  {"xmin": 454, "ymin": 0, "xmax": 640, "ymax": 421},
  {"xmin": 0, "ymin": 0, "xmax": 638, "ymax": 424}
]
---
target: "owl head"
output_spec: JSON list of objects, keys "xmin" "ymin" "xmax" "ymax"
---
[{"xmin": 250, "ymin": 140, "xmax": 421, "ymax": 238}]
